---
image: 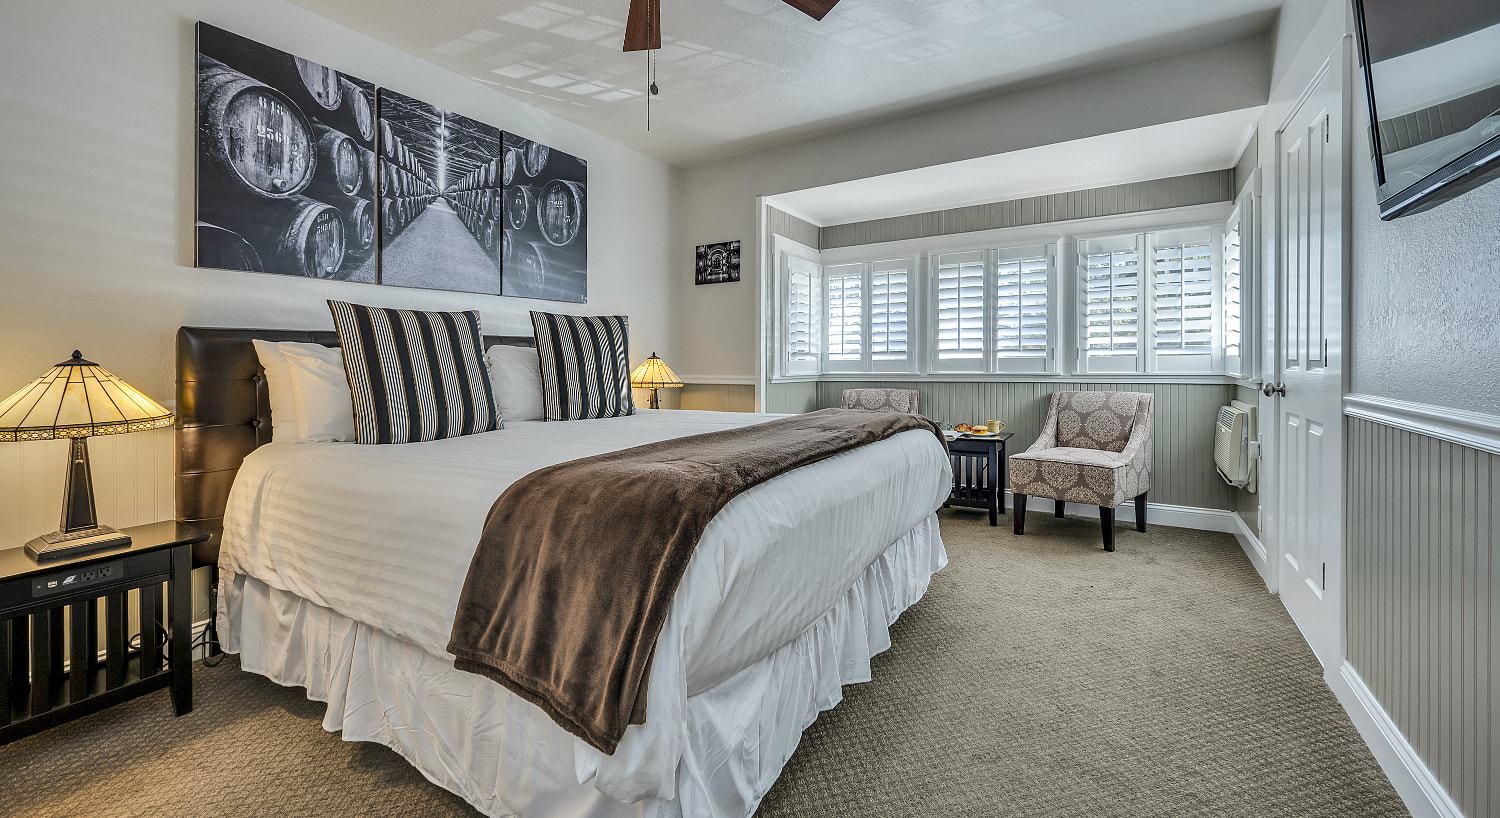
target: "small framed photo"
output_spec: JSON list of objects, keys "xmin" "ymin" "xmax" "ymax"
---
[{"xmin": 695, "ymin": 240, "xmax": 741, "ymax": 285}]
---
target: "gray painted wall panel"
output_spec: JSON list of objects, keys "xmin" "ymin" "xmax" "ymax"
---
[
  {"xmin": 806, "ymin": 380, "xmax": 1236, "ymax": 510},
  {"xmin": 765, "ymin": 381, "xmax": 818, "ymax": 414},
  {"xmin": 820, "ymin": 170, "xmax": 1236, "ymax": 249},
  {"xmin": 1233, "ymin": 384, "xmax": 1260, "ymax": 535},
  {"xmin": 1346, "ymin": 417, "xmax": 1497, "ymax": 818}
]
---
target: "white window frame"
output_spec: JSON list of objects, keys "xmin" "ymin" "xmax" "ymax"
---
[
  {"xmin": 1223, "ymin": 170, "xmax": 1260, "ymax": 381},
  {"xmin": 926, "ymin": 241, "xmax": 1059, "ymax": 375},
  {"xmin": 774, "ymin": 236, "xmax": 822, "ymax": 379},
  {"xmin": 769, "ymin": 203, "xmax": 1240, "ymax": 383},
  {"xmin": 1075, "ymin": 219, "xmax": 1227, "ymax": 377}
]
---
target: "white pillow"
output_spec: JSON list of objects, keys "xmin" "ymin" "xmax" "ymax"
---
[
  {"xmin": 251, "ymin": 339, "xmax": 299, "ymax": 443},
  {"xmin": 486, "ymin": 344, "xmax": 545, "ymax": 423},
  {"xmin": 281, "ymin": 343, "xmax": 356, "ymax": 442}
]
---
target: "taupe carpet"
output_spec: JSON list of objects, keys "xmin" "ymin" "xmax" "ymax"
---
[{"xmin": 0, "ymin": 511, "xmax": 1405, "ymax": 817}]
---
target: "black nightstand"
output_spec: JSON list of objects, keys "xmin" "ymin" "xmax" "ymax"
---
[
  {"xmin": 945, "ymin": 433, "xmax": 1015, "ymax": 526},
  {"xmin": 0, "ymin": 521, "xmax": 206, "ymax": 745}
]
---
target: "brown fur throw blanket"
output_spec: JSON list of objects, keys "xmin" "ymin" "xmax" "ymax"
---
[{"xmin": 447, "ymin": 408, "xmax": 944, "ymax": 753}]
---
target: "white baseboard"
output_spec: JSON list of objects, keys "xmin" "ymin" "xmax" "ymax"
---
[
  {"xmin": 1230, "ymin": 511, "xmax": 1272, "ymax": 589},
  {"xmin": 1328, "ymin": 662, "xmax": 1463, "ymax": 818},
  {"xmin": 997, "ymin": 491, "xmax": 1235, "ymax": 533}
]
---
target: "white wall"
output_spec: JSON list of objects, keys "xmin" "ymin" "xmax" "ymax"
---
[
  {"xmin": 673, "ymin": 35, "xmax": 1273, "ymax": 381},
  {"xmin": 0, "ymin": 0, "xmax": 675, "ymax": 588}
]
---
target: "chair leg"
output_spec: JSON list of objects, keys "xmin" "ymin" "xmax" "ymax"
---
[
  {"xmin": 1135, "ymin": 492, "xmax": 1148, "ymax": 532},
  {"xmin": 1055, "ymin": 499, "xmax": 1066, "ymax": 518},
  {"xmin": 1100, "ymin": 506, "xmax": 1115, "ymax": 552},
  {"xmin": 1013, "ymin": 494, "xmax": 1028, "ymax": 534}
]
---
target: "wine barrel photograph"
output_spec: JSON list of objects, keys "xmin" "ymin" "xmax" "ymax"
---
[
  {"xmin": 195, "ymin": 23, "xmax": 375, "ymax": 283},
  {"xmin": 498, "ymin": 133, "xmax": 586, "ymax": 303},
  {"xmin": 376, "ymin": 86, "xmax": 504, "ymax": 295},
  {"xmin": 194, "ymin": 24, "xmax": 587, "ymax": 298}
]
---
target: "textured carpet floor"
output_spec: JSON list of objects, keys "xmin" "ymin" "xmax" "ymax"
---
[{"xmin": 0, "ymin": 511, "xmax": 1405, "ymax": 817}]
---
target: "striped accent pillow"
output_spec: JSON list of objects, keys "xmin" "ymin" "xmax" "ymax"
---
[
  {"xmin": 327, "ymin": 300, "xmax": 500, "ymax": 444},
  {"xmin": 530, "ymin": 311, "xmax": 635, "ymax": 421}
]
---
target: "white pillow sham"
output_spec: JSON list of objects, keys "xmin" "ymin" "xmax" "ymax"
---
[
  {"xmin": 252, "ymin": 340, "xmax": 356, "ymax": 443},
  {"xmin": 251, "ymin": 339, "xmax": 300, "ymax": 443},
  {"xmin": 281, "ymin": 343, "xmax": 356, "ymax": 442},
  {"xmin": 486, "ymin": 344, "xmax": 545, "ymax": 423}
]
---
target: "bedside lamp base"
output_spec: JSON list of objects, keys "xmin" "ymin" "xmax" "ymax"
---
[
  {"xmin": 24, "ymin": 436, "xmax": 133, "ymax": 561},
  {"xmin": 26, "ymin": 526, "xmax": 132, "ymax": 562}
]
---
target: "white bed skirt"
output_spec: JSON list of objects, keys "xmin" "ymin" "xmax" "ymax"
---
[{"xmin": 221, "ymin": 514, "xmax": 946, "ymax": 818}]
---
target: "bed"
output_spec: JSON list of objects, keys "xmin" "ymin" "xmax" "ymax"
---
[{"xmin": 175, "ymin": 327, "xmax": 952, "ymax": 818}]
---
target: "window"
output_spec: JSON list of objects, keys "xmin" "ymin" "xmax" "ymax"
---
[
  {"xmin": 770, "ymin": 206, "xmax": 1239, "ymax": 381},
  {"xmin": 1079, "ymin": 226, "xmax": 1222, "ymax": 375},
  {"xmin": 1222, "ymin": 214, "xmax": 1243, "ymax": 373},
  {"xmin": 779, "ymin": 248, "xmax": 821, "ymax": 377},
  {"xmin": 1221, "ymin": 180, "xmax": 1255, "ymax": 379},
  {"xmin": 933, "ymin": 251, "xmax": 986, "ymax": 366},
  {"xmin": 931, "ymin": 244, "xmax": 1055, "ymax": 374},
  {"xmin": 870, "ymin": 260, "xmax": 911, "ymax": 363},
  {"xmin": 994, "ymin": 250, "xmax": 1051, "ymax": 363},
  {"xmin": 1080, "ymin": 235, "xmax": 1141, "ymax": 372},
  {"xmin": 824, "ymin": 264, "xmax": 864, "ymax": 366}
]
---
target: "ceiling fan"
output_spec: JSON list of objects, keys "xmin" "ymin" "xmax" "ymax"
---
[{"xmin": 624, "ymin": 0, "xmax": 842, "ymax": 52}]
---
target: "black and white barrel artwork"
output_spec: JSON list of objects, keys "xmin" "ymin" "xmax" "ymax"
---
[
  {"xmin": 193, "ymin": 24, "xmax": 587, "ymax": 300},
  {"xmin": 499, "ymin": 132, "xmax": 587, "ymax": 303},
  {"xmin": 194, "ymin": 23, "xmax": 376, "ymax": 282},
  {"xmin": 376, "ymin": 88, "xmax": 505, "ymax": 295}
]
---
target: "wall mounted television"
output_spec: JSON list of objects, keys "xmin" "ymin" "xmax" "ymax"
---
[{"xmin": 1353, "ymin": 0, "xmax": 1500, "ymax": 220}]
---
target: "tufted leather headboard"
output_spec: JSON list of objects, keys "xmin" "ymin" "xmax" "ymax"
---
[{"xmin": 175, "ymin": 326, "xmax": 535, "ymax": 567}]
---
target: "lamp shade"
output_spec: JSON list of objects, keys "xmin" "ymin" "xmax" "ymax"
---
[
  {"xmin": 0, "ymin": 351, "xmax": 174, "ymax": 442},
  {"xmin": 629, "ymin": 352, "xmax": 684, "ymax": 390}
]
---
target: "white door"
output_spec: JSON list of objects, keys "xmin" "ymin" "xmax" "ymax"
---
[{"xmin": 1271, "ymin": 47, "xmax": 1345, "ymax": 668}]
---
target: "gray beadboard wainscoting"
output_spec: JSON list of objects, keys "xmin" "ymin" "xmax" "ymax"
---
[
  {"xmin": 1233, "ymin": 384, "xmax": 1261, "ymax": 535},
  {"xmin": 799, "ymin": 380, "xmax": 1237, "ymax": 511},
  {"xmin": 1345, "ymin": 416, "xmax": 1497, "ymax": 818},
  {"xmin": 765, "ymin": 381, "xmax": 818, "ymax": 414},
  {"xmin": 819, "ymin": 170, "xmax": 1235, "ymax": 249}
]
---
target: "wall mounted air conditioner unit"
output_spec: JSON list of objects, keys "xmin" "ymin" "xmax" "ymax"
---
[{"xmin": 1215, "ymin": 399, "xmax": 1257, "ymax": 490}]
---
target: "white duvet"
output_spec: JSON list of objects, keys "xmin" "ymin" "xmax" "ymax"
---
[{"xmin": 219, "ymin": 409, "xmax": 951, "ymax": 807}]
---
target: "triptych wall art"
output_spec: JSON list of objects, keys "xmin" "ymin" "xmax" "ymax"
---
[{"xmin": 194, "ymin": 23, "xmax": 588, "ymax": 302}]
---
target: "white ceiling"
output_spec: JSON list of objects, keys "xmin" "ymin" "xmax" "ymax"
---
[
  {"xmin": 289, "ymin": 0, "xmax": 1281, "ymax": 164},
  {"xmin": 769, "ymin": 107, "xmax": 1262, "ymax": 225}
]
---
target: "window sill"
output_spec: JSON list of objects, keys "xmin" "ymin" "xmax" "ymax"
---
[{"xmin": 770, "ymin": 373, "xmax": 1242, "ymax": 385}]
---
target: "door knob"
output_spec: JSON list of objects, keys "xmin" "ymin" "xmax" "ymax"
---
[{"xmin": 1262, "ymin": 383, "xmax": 1286, "ymax": 397}]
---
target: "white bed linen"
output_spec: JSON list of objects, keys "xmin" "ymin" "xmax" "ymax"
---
[{"xmin": 219, "ymin": 410, "xmax": 951, "ymax": 811}]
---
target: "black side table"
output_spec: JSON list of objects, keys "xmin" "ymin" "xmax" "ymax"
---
[
  {"xmin": 945, "ymin": 432, "xmax": 1014, "ymax": 526},
  {"xmin": 0, "ymin": 521, "xmax": 207, "ymax": 745}
]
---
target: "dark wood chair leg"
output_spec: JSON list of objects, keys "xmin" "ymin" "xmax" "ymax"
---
[
  {"xmin": 1100, "ymin": 506, "xmax": 1115, "ymax": 552},
  {"xmin": 1013, "ymin": 494, "xmax": 1028, "ymax": 534},
  {"xmin": 1135, "ymin": 492, "xmax": 1148, "ymax": 532},
  {"xmin": 1055, "ymin": 499, "xmax": 1066, "ymax": 518}
]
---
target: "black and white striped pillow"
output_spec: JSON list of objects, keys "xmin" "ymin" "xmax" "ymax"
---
[
  {"xmin": 327, "ymin": 300, "xmax": 500, "ymax": 444},
  {"xmin": 530, "ymin": 311, "xmax": 635, "ymax": 421}
]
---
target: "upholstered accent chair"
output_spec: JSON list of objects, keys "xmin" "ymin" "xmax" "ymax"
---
[
  {"xmin": 840, "ymin": 388, "xmax": 920, "ymax": 415},
  {"xmin": 1010, "ymin": 391, "xmax": 1153, "ymax": 551}
]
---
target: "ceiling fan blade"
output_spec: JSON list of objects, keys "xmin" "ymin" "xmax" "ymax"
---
[
  {"xmin": 781, "ymin": 0, "xmax": 841, "ymax": 20},
  {"xmin": 623, "ymin": 0, "xmax": 661, "ymax": 52}
]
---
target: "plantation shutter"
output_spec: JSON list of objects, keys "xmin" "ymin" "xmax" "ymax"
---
[
  {"xmin": 933, "ymin": 250, "xmax": 986, "ymax": 371},
  {"xmin": 994, "ymin": 244, "xmax": 1053, "ymax": 372},
  {"xmin": 1080, "ymin": 234, "xmax": 1143, "ymax": 373},
  {"xmin": 870, "ymin": 259, "xmax": 912, "ymax": 370},
  {"xmin": 824, "ymin": 263, "xmax": 864, "ymax": 369},
  {"xmin": 1222, "ymin": 214, "xmax": 1243, "ymax": 374},
  {"xmin": 1150, "ymin": 226, "xmax": 1219, "ymax": 373},
  {"xmin": 781, "ymin": 251, "xmax": 821, "ymax": 377}
]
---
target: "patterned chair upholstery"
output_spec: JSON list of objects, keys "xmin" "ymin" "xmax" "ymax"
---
[
  {"xmin": 840, "ymin": 388, "xmax": 920, "ymax": 415},
  {"xmin": 1009, "ymin": 391, "xmax": 1153, "ymax": 551}
]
